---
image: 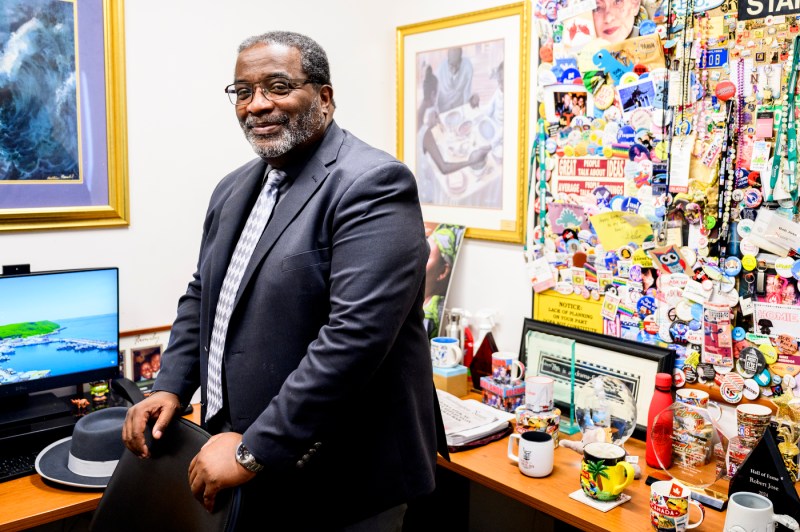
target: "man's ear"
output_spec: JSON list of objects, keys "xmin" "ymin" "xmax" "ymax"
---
[{"xmin": 319, "ymin": 85, "xmax": 334, "ymax": 115}]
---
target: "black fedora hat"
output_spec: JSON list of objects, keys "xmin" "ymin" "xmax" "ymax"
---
[{"xmin": 35, "ymin": 407, "xmax": 127, "ymax": 488}]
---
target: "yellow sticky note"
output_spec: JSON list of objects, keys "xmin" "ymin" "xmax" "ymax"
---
[{"xmin": 590, "ymin": 212, "xmax": 654, "ymax": 250}]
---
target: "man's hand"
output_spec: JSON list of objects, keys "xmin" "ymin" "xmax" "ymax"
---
[
  {"xmin": 189, "ymin": 432, "xmax": 256, "ymax": 512},
  {"xmin": 122, "ymin": 391, "xmax": 182, "ymax": 458}
]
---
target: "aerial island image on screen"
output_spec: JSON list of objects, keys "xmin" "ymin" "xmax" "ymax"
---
[{"xmin": 0, "ymin": 270, "xmax": 118, "ymax": 385}]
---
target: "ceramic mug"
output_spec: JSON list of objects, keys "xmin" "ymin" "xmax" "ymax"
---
[
  {"xmin": 724, "ymin": 492, "xmax": 800, "ymax": 532},
  {"xmin": 507, "ymin": 431, "xmax": 554, "ymax": 478},
  {"xmin": 580, "ymin": 442, "xmax": 635, "ymax": 501},
  {"xmin": 491, "ymin": 351, "xmax": 525, "ymax": 384},
  {"xmin": 649, "ymin": 480, "xmax": 705, "ymax": 531},
  {"xmin": 430, "ymin": 337, "xmax": 463, "ymax": 368},
  {"xmin": 676, "ymin": 388, "xmax": 722, "ymax": 422}
]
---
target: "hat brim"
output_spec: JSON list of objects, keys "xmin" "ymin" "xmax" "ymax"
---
[{"xmin": 35, "ymin": 437, "xmax": 110, "ymax": 489}]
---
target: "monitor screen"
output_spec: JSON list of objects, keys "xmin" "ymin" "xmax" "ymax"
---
[{"xmin": 0, "ymin": 268, "xmax": 120, "ymax": 398}]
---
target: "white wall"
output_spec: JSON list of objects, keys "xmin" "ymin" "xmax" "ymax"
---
[{"xmin": 1, "ymin": 0, "xmax": 532, "ymax": 353}]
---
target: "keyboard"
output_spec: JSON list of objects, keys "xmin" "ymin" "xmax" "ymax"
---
[{"xmin": 0, "ymin": 448, "xmax": 40, "ymax": 483}]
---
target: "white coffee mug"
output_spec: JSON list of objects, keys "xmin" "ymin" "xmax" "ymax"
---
[
  {"xmin": 492, "ymin": 352, "xmax": 525, "ymax": 384},
  {"xmin": 507, "ymin": 431, "xmax": 553, "ymax": 478},
  {"xmin": 430, "ymin": 337, "xmax": 463, "ymax": 368},
  {"xmin": 724, "ymin": 492, "xmax": 800, "ymax": 532}
]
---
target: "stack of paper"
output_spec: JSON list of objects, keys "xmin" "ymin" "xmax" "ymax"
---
[{"xmin": 437, "ymin": 389, "xmax": 514, "ymax": 446}]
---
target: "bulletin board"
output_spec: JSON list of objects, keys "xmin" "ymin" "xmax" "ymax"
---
[{"xmin": 527, "ymin": 0, "xmax": 800, "ymax": 412}]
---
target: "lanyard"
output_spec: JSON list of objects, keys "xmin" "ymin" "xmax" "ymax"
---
[
  {"xmin": 537, "ymin": 119, "xmax": 547, "ymax": 244},
  {"xmin": 769, "ymin": 35, "xmax": 800, "ymax": 206}
]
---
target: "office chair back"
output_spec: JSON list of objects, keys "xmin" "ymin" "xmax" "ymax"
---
[{"xmin": 90, "ymin": 416, "xmax": 240, "ymax": 532}]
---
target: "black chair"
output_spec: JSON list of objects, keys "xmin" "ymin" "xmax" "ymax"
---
[{"xmin": 90, "ymin": 383, "xmax": 240, "ymax": 531}]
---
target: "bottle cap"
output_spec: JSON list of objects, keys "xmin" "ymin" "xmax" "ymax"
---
[{"xmin": 655, "ymin": 373, "xmax": 672, "ymax": 389}]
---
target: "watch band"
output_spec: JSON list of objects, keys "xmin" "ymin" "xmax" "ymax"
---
[{"xmin": 235, "ymin": 441, "xmax": 264, "ymax": 473}]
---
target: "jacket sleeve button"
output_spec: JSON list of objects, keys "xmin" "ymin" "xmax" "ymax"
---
[{"xmin": 296, "ymin": 460, "xmax": 305, "ymax": 469}]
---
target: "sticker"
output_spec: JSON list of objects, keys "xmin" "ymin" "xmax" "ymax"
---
[
  {"xmin": 754, "ymin": 368, "xmax": 773, "ymax": 386},
  {"xmin": 742, "ymin": 255, "xmax": 758, "ymax": 271},
  {"xmin": 684, "ymin": 365, "xmax": 698, "ymax": 383},
  {"xmin": 736, "ymin": 346, "xmax": 765, "ymax": 378},
  {"xmin": 775, "ymin": 256, "xmax": 795, "ymax": 278},
  {"xmin": 673, "ymin": 368, "xmax": 686, "ymax": 387},
  {"xmin": 719, "ymin": 372, "xmax": 745, "ymax": 403},
  {"xmin": 771, "ymin": 363, "xmax": 800, "ymax": 377},
  {"xmin": 593, "ymin": 84, "xmax": 615, "ymax": 110},
  {"xmin": 697, "ymin": 363, "xmax": 717, "ymax": 383},
  {"xmin": 742, "ymin": 378, "xmax": 761, "ymax": 400},
  {"xmin": 739, "ymin": 239, "xmax": 760, "ymax": 256},
  {"xmin": 793, "ymin": 260, "xmax": 800, "ymax": 280},
  {"xmin": 737, "ymin": 218, "xmax": 754, "ymax": 238},
  {"xmin": 759, "ymin": 342, "xmax": 779, "ymax": 365}
]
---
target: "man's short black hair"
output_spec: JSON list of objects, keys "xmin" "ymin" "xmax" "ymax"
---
[{"xmin": 238, "ymin": 31, "xmax": 332, "ymax": 87}]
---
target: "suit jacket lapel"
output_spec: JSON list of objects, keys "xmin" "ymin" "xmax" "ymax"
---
[
  {"xmin": 208, "ymin": 159, "xmax": 267, "ymax": 321},
  {"xmin": 233, "ymin": 122, "xmax": 345, "ymax": 311}
]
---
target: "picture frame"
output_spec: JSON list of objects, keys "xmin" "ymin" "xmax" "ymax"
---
[
  {"xmin": 396, "ymin": 2, "xmax": 530, "ymax": 243},
  {"xmin": 543, "ymin": 84, "xmax": 593, "ymax": 126},
  {"xmin": 119, "ymin": 326, "xmax": 171, "ymax": 393},
  {"xmin": 0, "ymin": 0, "xmax": 129, "ymax": 232},
  {"xmin": 519, "ymin": 318, "xmax": 674, "ymax": 439}
]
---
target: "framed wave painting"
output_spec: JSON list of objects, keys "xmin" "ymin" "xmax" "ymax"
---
[{"xmin": 0, "ymin": 0, "xmax": 129, "ymax": 231}]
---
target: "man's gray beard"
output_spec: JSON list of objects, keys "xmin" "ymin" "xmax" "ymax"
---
[{"xmin": 241, "ymin": 98, "xmax": 325, "ymax": 160}]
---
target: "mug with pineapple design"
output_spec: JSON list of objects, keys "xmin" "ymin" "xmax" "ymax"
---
[{"xmin": 580, "ymin": 442, "xmax": 635, "ymax": 501}]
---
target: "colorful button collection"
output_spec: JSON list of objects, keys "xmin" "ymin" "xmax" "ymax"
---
[{"xmin": 528, "ymin": 0, "xmax": 800, "ymax": 404}]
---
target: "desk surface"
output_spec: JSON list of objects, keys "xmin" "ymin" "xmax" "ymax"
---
[
  {"xmin": 439, "ymin": 431, "xmax": 731, "ymax": 532},
  {"xmin": 2, "ymin": 403, "xmax": 796, "ymax": 532}
]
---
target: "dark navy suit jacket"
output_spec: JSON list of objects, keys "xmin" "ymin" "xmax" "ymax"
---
[{"xmin": 154, "ymin": 122, "xmax": 438, "ymax": 526}]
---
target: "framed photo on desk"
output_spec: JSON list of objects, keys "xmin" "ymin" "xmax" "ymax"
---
[
  {"xmin": 396, "ymin": 2, "xmax": 530, "ymax": 243},
  {"xmin": 520, "ymin": 319, "xmax": 674, "ymax": 439}
]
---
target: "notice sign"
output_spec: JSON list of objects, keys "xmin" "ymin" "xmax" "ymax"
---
[
  {"xmin": 553, "ymin": 157, "xmax": 625, "ymax": 204},
  {"xmin": 740, "ymin": 0, "xmax": 800, "ymax": 19},
  {"xmin": 533, "ymin": 290, "xmax": 603, "ymax": 334}
]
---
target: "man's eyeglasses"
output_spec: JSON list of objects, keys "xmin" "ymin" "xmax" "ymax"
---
[{"xmin": 224, "ymin": 78, "xmax": 315, "ymax": 105}]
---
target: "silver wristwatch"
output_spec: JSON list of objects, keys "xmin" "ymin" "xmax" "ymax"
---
[{"xmin": 235, "ymin": 441, "xmax": 264, "ymax": 473}]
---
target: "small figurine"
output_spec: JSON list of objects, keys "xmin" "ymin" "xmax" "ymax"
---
[{"xmin": 71, "ymin": 398, "xmax": 90, "ymax": 416}]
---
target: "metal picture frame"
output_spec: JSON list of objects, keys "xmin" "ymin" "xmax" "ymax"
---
[
  {"xmin": 0, "ymin": 0, "xmax": 129, "ymax": 232},
  {"xmin": 396, "ymin": 2, "xmax": 530, "ymax": 243},
  {"xmin": 520, "ymin": 318, "xmax": 674, "ymax": 439}
]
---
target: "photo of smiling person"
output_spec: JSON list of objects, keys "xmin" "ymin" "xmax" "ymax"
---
[{"xmin": 593, "ymin": 0, "xmax": 649, "ymax": 43}]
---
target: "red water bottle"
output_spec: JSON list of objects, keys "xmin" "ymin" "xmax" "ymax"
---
[{"xmin": 646, "ymin": 373, "xmax": 674, "ymax": 469}]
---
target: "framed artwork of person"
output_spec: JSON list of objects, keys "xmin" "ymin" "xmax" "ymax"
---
[
  {"xmin": 397, "ymin": 2, "xmax": 530, "ymax": 243},
  {"xmin": 0, "ymin": 0, "xmax": 128, "ymax": 232}
]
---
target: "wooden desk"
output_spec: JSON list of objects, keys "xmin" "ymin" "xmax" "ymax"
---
[
  {"xmin": 0, "ymin": 406, "xmax": 203, "ymax": 532},
  {"xmin": 438, "ymin": 432, "xmax": 729, "ymax": 531}
]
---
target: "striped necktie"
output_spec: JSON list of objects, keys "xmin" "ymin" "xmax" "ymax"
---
[{"xmin": 205, "ymin": 168, "xmax": 287, "ymax": 422}]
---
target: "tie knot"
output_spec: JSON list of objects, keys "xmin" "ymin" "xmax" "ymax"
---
[{"xmin": 266, "ymin": 168, "xmax": 287, "ymax": 189}]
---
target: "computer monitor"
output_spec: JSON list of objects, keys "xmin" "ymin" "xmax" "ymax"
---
[{"xmin": 0, "ymin": 268, "xmax": 120, "ymax": 426}]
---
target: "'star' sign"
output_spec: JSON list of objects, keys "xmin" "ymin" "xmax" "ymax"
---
[{"xmin": 740, "ymin": 0, "xmax": 800, "ymax": 20}]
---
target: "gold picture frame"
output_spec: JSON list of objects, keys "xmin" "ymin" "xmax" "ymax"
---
[
  {"xmin": 0, "ymin": 0, "xmax": 129, "ymax": 232},
  {"xmin": 396, "ymin": 2, "xmax": 530, "ymax": 243}
]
